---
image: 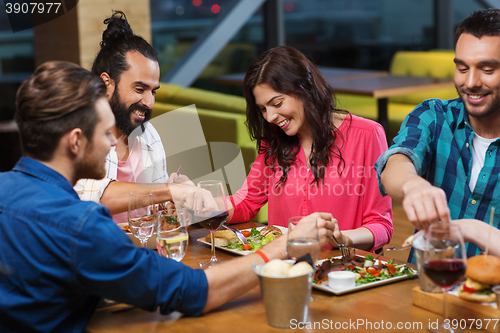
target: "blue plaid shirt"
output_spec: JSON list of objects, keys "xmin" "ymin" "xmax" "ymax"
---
[{"xmin": 375, "ymin": 98, "xmax": 500, "ymax": 260}]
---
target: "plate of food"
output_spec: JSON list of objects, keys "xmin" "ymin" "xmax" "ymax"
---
[
  {"xmin": 313, "ymin": 254, "xmax": 417, "ymax": 295},
  {"xmin": 197, "ymin": 225, "xmax": 287, "ymax": 255},
  {"xmin": 117, "ymin": 222, "xmax": 157, "ymax": 249}
]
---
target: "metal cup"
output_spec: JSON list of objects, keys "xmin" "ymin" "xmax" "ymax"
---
[
  {"xmin": 491, "ymin": 285, "xmax": 500, "ymax": 309},
  {"xmin": 253, "ymin": 261, "xmax": 312, "ymax": 328}
]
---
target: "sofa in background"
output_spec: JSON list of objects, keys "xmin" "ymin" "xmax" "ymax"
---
[{"xmin": 335, "ymin": 50, "xmax": 458, "ymax": 138}]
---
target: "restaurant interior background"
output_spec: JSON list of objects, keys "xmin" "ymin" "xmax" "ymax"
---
[{"xmin": 0, "ymin": 0, "xmax": 495, "ymax": 171}]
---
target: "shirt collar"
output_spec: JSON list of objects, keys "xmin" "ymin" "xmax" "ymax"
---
[{"xmin": 13, "ymin": 157, "xmax": 79, "ymax": 198}]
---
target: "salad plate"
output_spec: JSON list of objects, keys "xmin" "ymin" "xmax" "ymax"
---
[
  {"xmin": 196, "ymin": 226, "xmax": 287, "ymax": 255},
  {"xmin": 313, "ymin": 255, "xmax": 417, "ymax": 295}
]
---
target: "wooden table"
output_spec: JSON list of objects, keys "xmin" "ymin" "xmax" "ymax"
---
[
  {"xmin": 86, "ymin": 222, "xmax": 446, "ymax": 333},
  {"xmin": 327, "ymin": 75, "xmax": 455, "ymax": 133},
  {"xmin": 213, "ymin": 67, "xmax": 387, "ymax": 86}
]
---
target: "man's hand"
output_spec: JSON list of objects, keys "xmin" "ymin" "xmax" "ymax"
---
[
  {"xmin": 381, "ymin": 154, "xmax": 451, "ymax": 231},
  {"xmin": 401, "ymin": 177, "xmax": 451, "ymax": 230}
]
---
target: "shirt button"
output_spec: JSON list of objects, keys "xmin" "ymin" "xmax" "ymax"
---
[
  {"xmin": 483, "ymin": 174, "xmax": 486, "ymax": 179},
  {"xmin": 471, "ymin": 199, "xmax": 477, "ymax": 205},
  {"xmin": 466, "ymin": 143, "xmax": 469, "ymax": 148},
  {"xmin": 303, "ymin": 198, "xmax": 306, "ymax": 201},
  {"xmin": 490, "ymin": 151, "xmax": 492, "ymax": 156}
]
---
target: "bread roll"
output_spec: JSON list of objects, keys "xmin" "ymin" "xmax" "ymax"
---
[
  {"xmin": 259, "ymin": 259, "xmax": 291, "ymax": 277},
  {"xmin": 466, "ymin": 255, "xmax": 500, "ymax": 285},
  {"xmin": 288, "ymin": 262, "xmax": 314, "ymax": 277}
]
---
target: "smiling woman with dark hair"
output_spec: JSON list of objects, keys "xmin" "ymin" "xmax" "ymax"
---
[{"xmin": 225, "ymin": 46, "xmax": 393, "ymax": 252}]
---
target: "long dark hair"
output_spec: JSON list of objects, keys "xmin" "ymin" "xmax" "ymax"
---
[{"xmin": 243, "ymin": 46, "xmax": 345, "ymax": 187}]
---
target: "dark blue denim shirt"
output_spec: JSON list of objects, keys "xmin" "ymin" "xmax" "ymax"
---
[{"xmin": 0, "ymin": 157, "xmax": 208, "ymax": 333}]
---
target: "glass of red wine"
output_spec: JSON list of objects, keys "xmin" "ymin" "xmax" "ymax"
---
[
  {"xmin": 423, "ymin": 223, "xmax": 466, "ymax": 333},
  {"xmin": 195, "ymin": 180, "xmax": 229, "ymax": 268}
]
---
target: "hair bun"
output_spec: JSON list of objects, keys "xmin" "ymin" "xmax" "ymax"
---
[{"xmin": 100, "ymin": 11, "xmax": 133, "ymax": 47}]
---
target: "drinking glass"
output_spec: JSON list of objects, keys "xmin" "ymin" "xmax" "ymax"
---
[
  {"xmin": 287, "ymin": 216, "xmax": 320, "ymax": 266},
  {"xmin": 128, "ymin": 192, "xmax": 156, "ymax": 248},
  {"xmin": 423, "ymin": 223, "xmax": 466, "ymax": 333},
  {"xmin": 156, "ymin": 210, "xmax": 189, "ymax": 261},
  {"xmin": 194, "ymin": 180, "xmax": 228, "ymax": 268}
]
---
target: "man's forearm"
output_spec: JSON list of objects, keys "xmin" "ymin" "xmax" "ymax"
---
[
  {"xmin": 100, "ymin": 181, "xmax": 172, "ymax": 215},
  {"xmin": 202, "ymin": 236, "xmax": 287, "ymax": 313},
  {"xmin": 380, "ymin": 154, "xmax": 423, "ymax": 201}
]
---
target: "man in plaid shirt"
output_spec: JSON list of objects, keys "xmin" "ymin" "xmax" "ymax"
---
[
  {"xmin": 75, "ymin": 11, "xmax": 193, "ymax": 219},
  {"xmin": 376, "ymin": 9, "xmax": 500, "ymax": 258}
]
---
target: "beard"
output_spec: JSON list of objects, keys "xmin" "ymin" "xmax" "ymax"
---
[
  {"xmin": 74, "ymin": 142, "xmax": 107, "ymax": 181},
  {"xmin": 109, "ymin": 89, "xmax": 152, "ymax": 136},
  {"xmin": 456, "ymin": 85, "xmax": 500, "ymax": 119}
]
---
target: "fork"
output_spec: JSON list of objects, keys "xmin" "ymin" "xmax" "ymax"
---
[
  {"xmin": 331, "ymin": 234, "xmax": 352, "ymax": 262},
  {"xmin": 223, "ymin": 225, "xmax": 249, "ymax": 245}
]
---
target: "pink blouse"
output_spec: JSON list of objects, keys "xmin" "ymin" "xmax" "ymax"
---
[{"xmin": 227, "ymin": 114, "xmax": 393, "ymax": 250}]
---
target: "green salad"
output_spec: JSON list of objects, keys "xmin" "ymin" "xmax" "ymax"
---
[
  {"xmin": 345, "ymin": 255, "xmax": 416, "ymax": 285},
  {"xmin": 315, "ymin": 254, "xmax": 416, "ymax": 285},
  {"xmin": 226, "ymin": 227, "xmax": 277, "ymax": 251}
]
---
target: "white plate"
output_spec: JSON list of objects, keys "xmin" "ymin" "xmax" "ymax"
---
[
  {"xmin": 117, "ymin": 222, "xmax": 157, "ymax": 249},
  {"xmin": 196, "ymin": 226, "xmax": 287, "ymax": 255},
  {"xmin": 313, "ymin": 256, "xmax": 418, "ymax": 295}
]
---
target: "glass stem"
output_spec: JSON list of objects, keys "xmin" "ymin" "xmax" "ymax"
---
[
  {"xmin": 442, "ymin": 288, "xmax": 448, "ymax": 322},
  {"xmin": 210, "ymin": 231, "xmax": 216, "ymax": 261},
  {"xmin": 141, "ymin": 239, "xmax": 147, "ymax": 248}
]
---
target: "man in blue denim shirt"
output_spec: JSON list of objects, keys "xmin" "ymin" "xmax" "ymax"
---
[
  {"xmin": 375, "ymin": 9, "xmax": 500, "ymax": 259},
  {"xmin": 0, "ymin": 61, "xmax": 336, "ymax": 332}
]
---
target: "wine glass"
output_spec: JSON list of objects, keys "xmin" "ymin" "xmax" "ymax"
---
[
  {"xmin": 423, "ymin": 223, "xmax": 466, "ymax": 333},
  {"xmin": 156, "ymin": 209, "xmax": 189, "ymax": 261},
  {"xmin": 128, "ymin": 192, "xmax": 156, "ymax": 248},
  {"xmin": 287, "ymin": 216, "xmax": 320, "ymax": 266},
  {"xmin": 194, "ymin": 180, "xmax": 228, "ymax": 268}
]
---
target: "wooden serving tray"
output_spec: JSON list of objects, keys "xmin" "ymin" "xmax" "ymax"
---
[{"xmin": 413, "ymin": 286, "xmax": 500, "ymax": 332}]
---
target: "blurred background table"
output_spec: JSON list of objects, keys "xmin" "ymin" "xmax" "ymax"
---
[
  {"xmin": 213, "ymin": 67, "xmax": 387, "ymax": 86},
  {"xmin": 85, "ymin": 222, "xmax": 451, "ymax": 333},
  {"xmin": 328, "ymin": 75, "xmax": 454, "ymax": 133}
]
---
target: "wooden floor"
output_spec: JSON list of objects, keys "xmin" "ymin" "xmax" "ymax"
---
[{"xmin": 383, "ymin": 201, "xmax": 415, "ymax": 262}]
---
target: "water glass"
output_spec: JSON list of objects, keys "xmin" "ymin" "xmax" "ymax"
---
[
  {"xmin": 156, "ymin": 210, "xmax": 189, "ymax": 261},
  {"xmin": 128, "ymin": 192, "xmax": 156, "ymax": 248},
  {"xmin": 287, "ymin": 216, "xmax": 320, "ymax": 266}
]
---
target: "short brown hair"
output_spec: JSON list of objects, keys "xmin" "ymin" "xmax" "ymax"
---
[
  {"xmin": 15, "ymin": 61, "xmax": 106, "ymax": 161},
  {"xmin": 455, "ymin": 9, "xmax": 500, "ymax": 48}
]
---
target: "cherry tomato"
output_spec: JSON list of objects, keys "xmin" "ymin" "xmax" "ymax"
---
[
  {"xmin": 242, "ymin": 244, "xmax": 252, "ymax": 251},
  {"xmin": 241, "ymin": 230, "xmax": 251, "ymax": 237}
]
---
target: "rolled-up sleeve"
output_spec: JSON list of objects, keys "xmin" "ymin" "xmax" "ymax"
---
[
  {"xmin": 374, "ymin": 99, "xmax": 438, "ymax": 196},
  {"xmin": 375, "ymin": 147, "xmax": 424, "ymax": 196},
  {"xmin": 74, "ymin": 178, "xmax": 113, "ymax": 203}
]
